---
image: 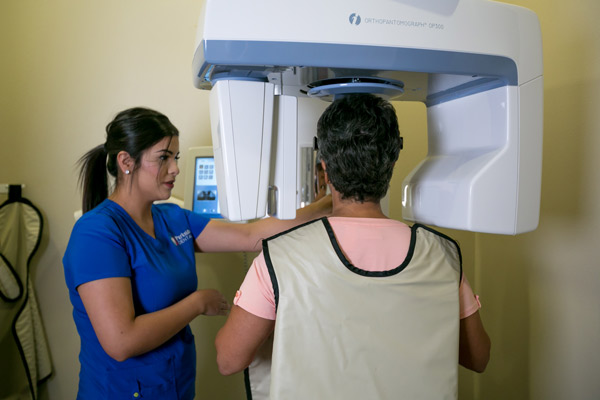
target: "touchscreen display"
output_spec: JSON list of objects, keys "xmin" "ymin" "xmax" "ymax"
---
[{"xmin": 192, "ymin": 156, "xmax": 223, "ymax": 219}]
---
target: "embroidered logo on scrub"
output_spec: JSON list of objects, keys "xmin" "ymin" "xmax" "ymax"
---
[{"xmin": 171, "ymin": 229, "xmax": 192, "ymax": 246}]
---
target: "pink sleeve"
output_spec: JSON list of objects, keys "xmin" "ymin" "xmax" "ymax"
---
[
  {"xmin": 233, "ymin": 251, "xmax": 277, "ymax": 320},
  {"xmin": 459, "ymin": 274, "xmax": 482, "ymax": 319}
]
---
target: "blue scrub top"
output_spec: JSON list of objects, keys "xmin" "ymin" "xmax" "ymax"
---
[{"xmin": 63, "ymin": 199, "xmax": 210, "ymax": 400}]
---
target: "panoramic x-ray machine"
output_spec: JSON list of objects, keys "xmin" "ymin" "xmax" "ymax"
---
[{"xmin": 192, "ymin": 0, "xmax": 543, "ymax": 235}]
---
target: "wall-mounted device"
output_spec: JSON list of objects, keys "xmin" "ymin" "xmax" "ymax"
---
[
  {"xmin": 192, "ymin": 0, "xmax": 543, "ymax": 234},
  {"xmin": 183, "ymin": 146, "xmax": 223, "ymax": 219}
]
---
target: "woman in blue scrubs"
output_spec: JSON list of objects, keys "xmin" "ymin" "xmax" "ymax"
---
[{"xmin": 63, "ymin": 107, "xmax": 330, "ymax": 400}]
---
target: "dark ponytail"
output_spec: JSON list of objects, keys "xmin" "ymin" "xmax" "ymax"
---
[
  {"xmin": 78, "ymin": 144, "xmax": 109, "ymax": 213},
  {"xmin": 77, "ymin": 107, "xmax": 179, "ymax": 213}
]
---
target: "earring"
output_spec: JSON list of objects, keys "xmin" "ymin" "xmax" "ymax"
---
[{"xmin": 125, "ymin": 170, "xmax": 130, "ymax": 175}]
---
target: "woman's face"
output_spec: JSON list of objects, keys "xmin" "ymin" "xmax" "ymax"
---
[{"xmin": 134, "ymin": 136, "xmax": 180, "ymax": 202}]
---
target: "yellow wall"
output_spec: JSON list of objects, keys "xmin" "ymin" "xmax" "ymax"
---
[
  {"xmin": 0, "ymin": 1, "xmax": 246, "ymax": 398},
  {"xmin": 1, "ymin": 1, "xmax": 599, "ymax": 399}
]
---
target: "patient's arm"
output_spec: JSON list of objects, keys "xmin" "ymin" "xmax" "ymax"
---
[
  {"xmin": 215, "ymin": 305, "xmax": 275, "ymax": 375},
  {"xmin": 459, "ymin": 310, "xmax": 491, "ymax": 373}
]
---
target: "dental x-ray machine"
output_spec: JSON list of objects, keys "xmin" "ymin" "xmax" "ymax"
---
[{"xmin": 192, "ymin": 0, "xmax": 543, "ymax": 235}]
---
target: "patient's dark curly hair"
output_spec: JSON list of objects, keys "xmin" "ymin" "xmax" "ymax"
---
[{"xmin": 317, "ymin": 93, "xmax": 402, "ymax": 202}]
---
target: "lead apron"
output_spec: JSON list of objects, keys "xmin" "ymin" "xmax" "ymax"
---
[
  {"xmin": 246, "ymin": 219, "xmax": 461, "ymax": 400},
  {"xmin": 0, "ymin": 194, "xmax": 52, "ymax": 400}
]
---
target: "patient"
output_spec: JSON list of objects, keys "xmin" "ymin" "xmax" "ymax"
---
[{"xmin": 215, "ymin": 93, "xmax": 490, "ymax": 399}]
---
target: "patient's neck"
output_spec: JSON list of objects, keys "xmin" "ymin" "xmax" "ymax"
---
[{"xmin": 331, "ymin": 194, "xmax": 387, "ymax": 219}]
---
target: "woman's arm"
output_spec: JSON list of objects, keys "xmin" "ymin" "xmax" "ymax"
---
[
  {"xmin": 195, "ymin": 194, "xmax": 331, "ymax": 253},
  {"xmin": 78, "ymin": 277, "xmax": 230, "ymax": 362},
  {"xmin": 459, "ymin": 310, "xmax": 491, "ymax": 373}
]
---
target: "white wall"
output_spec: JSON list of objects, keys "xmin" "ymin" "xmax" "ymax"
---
[{"xmin": 1, "ymin": 1, "xmax": 599, "ymax": 399}]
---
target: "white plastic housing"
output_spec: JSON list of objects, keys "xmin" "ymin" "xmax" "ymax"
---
[
  {"xmin": 402, "ymin": 77, "xmax": 543, "ymax": 234},
  {"xmin": 209, "ymin": 80, "xmax": 274, "ymax": 221},
  {"xmin": 269, "ymin": 95, "xmax": 298, "ymax": 220}
]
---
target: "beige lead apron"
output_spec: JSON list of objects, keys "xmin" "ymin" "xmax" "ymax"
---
[
  {"xmin": 0, "ymin": 192, "xmax": 52, "ymax": 400},
  {"xmin": 247, "ymin": 218, "xmax": 461, "ymax": 400}
]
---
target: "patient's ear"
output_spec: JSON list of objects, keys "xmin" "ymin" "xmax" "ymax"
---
[{"xmin": 321, "ymin": 160, "xmax": 330, "ymax": 184}]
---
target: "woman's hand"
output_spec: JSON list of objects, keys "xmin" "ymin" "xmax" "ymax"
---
[{"xmin": 195, "ymin": 289, "xmax": 231, "ymax": 316}]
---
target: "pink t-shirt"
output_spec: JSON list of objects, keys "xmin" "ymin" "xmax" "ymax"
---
[{"xmin": 235, "ymin": 217, "xmax": 481, "ymax": 320}]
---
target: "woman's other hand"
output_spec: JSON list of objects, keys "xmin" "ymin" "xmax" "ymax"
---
[{"xmin": 195, "ymin": 289, "xmax": 231, "ymax": 316}]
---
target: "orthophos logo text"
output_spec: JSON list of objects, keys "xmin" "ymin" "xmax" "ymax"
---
[{"xmin": 349, "ymin": 13, "xmax": 361, "ymax": 25}]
